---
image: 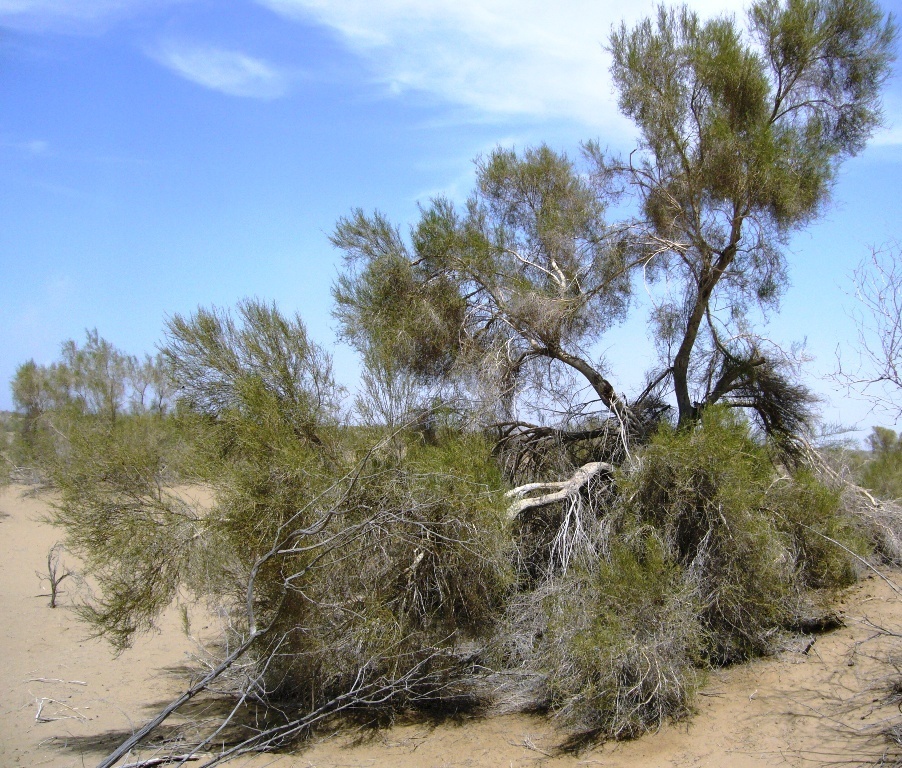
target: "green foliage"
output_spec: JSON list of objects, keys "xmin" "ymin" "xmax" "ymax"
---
[
  {"xmin": 332, "ymin": 145, "xmax": 634, "ymax": 418},
  {"xmin": 330, "ymin": 0, "xmax": 895, "ymax": 443},
  {"xmin": 8, "ymin": 330, "xmax": 175, "ymax": 473},
  {"xmin": 353, "ymin": 350, "xmax": 431, "ymax": 430},
  {"xmin": 165, "ymin": 299, "xmax": 341, "ymax": 430},
  {"xmin": 23, "ymin": 304, "xmax": 876, "ymax": 748},
  {"xmin": 332, "ymin": 226, "xmax": 466, "ymax": 379},
  {"xmin": 770, "ymin": 470, "xmax": 864, "ymax": 589},
  {"xmin": 58, "ymin": 330, "xmax": 132, "ymax": 423},
  {"xmin": 497, "ymin": 409, "xmax": 865, "ymax": 739},
  {"xmin": 48, "ymin": 413, "xmax": 200, "ymax": 650},
  {"xmin": 0, "ymin": 411, "xmax": 17, "ymax": 484},
  {"xmin": 167, "ymin": 303, "xmax": 513, "ymax": 710},
  {"xmin": 42, "ymin": 301, "xmax": 513, "ymax": 723},
  {"xmin": 617, "ymin": 407, "xmax": 861, "ymax": 662},
  {"xmin": 861, "ymin": 427, "xmax": 902, "ymax": 501},
  {"xmin": 248, "ymin": 431, "xmax": 513, "ymax": 706},
  {"xmin": 538, "ymin": 537, "xmax": 703, "ymax": 738},
  {"xmin": 606, "ymin": 0, "xmax": 895, "ymax": 428}
]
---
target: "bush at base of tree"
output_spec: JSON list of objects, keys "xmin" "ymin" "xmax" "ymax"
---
[
  {"xmin": 534, "ymin": 538, "xmax": 704, "ymax": 739},
  {"xmin": 496, "ymin": 408, "xmax": 867, "ymax": 739},
  {"xmin": 617, "ymin": 409, "xmax": 864, "ymax": 661}
]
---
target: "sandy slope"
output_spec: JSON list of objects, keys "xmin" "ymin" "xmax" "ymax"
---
[{"xmin": 1, "ymin": 484, "xmax": 901, "ymax": 768}]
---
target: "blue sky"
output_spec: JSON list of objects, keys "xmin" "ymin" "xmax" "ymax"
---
[{"xmin": 1, "ymin": 0, "xmax": 900, "ymax": 436}]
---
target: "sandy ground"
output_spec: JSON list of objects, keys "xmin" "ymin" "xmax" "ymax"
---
[{"xmin": 2, "ymin": 483, "xmax": 901, "ymax": 768}]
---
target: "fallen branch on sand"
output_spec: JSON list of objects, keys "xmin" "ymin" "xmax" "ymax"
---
[
  {"xmin": 28, "ymin": 677, "xmax": 87, "ymax": 685},
  {"xmin": 34, "ymin": 697, "xmax": 87, "ymax": 723},
  {"xmin": 118, "ymin": 757, "xmax": 200, "ymax": 768}
]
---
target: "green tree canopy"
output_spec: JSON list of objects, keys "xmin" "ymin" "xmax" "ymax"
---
[
  {"xmin": 606, "ymin": 0, "xmax": 895, "ymax": 430},
  {"xmin": 333, "ymin": 0, "xmax": 895, "ymax": 449},
  {"xmin": 333, "ymin": 145, "xmax": 639, "ymax": 437}
]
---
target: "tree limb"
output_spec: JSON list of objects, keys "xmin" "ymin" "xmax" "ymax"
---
[{"xmin": 505, "ymin": 461, "xmax": 613, "ymax": 519}]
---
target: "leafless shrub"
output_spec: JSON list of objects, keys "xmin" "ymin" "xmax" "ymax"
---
[
  {"xmin": 836, "ymin": 243, "xmax": 902, "ymax": 422},
  {"xmin": 36, "ymin": 542, "xmax": 72, "ymax": 609},
  {"xmin": 796, "ymin": 436, "xmax": 902, "ymax": 566}
]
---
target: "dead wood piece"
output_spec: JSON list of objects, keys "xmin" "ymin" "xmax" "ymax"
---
[
  {"xmin": 118, "ymin": 757, "xmax": 200, "ymax": 768},
  {"xmin": 505, "ymin": 461, "xmax": 613, "ymax": 519},
  {"xmin": 790, "ymin": 611, "xmax": 846, "ymax": 634}
]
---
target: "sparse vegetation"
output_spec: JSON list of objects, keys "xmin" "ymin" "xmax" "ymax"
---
[
  {"xmin": 4, "ymin": 0, "xmax": 899, "ymax": 765},
  {"xmin": 861, "ymin": 427, "xmax": 902, "ymax": 502},
  {"xmin": 37, "ymin": 542, "xmax": 73, "ymax": 609}
]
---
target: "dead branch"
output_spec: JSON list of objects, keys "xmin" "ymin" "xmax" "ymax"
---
[
  {"xmin": 193, "ymin": 644, "xmax": 456, "ymax": 767},
  {"xmin": 95, "ymin": 628, "xmax": 266, "ymax": 768},
  {"xmin": 834, "ymin": 243, "xmax": 902, "ymax": 420},
  {"xmin": 35, "ymin": 697, "xmax": 87, "ymax": 723},
  {"xmin": 28, "ymin": 677, "xmax": 87, "ymax": 685},
  {"xmin": 37, "ymin": 542, "xmax": 72, "ymax": 609},
  {"xmin": 117, "ymin": 758, "xmax": 199, "ymax": 768},
  {"xmin": 505, "ymin": 461, "xmax": 613, "ymax": 519},
  {"xmin": 796, "ymin": 435, "xmax": 902, "ymax": 563}
]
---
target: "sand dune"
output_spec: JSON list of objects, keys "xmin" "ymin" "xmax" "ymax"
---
[{"xmin": 2, "ymin": 483, "xmax": 900, "ymax": 767}]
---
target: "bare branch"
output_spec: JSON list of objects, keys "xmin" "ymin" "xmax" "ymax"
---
[
  {"xmin": 835, "ymin": 243, "xmax": 902, "ymax": 421},
  {"xmin": 506, "ymin": 461, "xmax": 613, "ymax": 519}
]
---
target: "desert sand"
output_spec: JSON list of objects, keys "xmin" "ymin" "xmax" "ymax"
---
[{"xmin": 2, "ymin": 483, "xmax": 901, "ymax": 768}]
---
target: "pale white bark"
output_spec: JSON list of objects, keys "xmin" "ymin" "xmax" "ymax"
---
[{"xmin": 505, "ymin": 461, "xmax": 613, "ymax": 519}]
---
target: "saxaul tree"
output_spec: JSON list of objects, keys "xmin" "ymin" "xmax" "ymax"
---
[
  {"xmin": 604, "ymin": 0, "xmax": 895, "ymax": 435},
  {"xmin": 334, "ymin": 0, "xmax": 895, "ymax": 462},
  {"xmin": 15, "ymin": 2, "xmax": 899, "ymax": 762},
  {"xmin": 9, "ymin": 330, "xmax": 175, "ymax": 473},
  {"xmin": 47, "ymin": 300, "xmax": 514, "ymax": 768},
  {"xmin": 332, "ymin": 145, "xmax": 646, "ymax": 484}
]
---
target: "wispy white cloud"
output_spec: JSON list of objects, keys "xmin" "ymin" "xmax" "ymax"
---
[
  {"xmin": 0, "ymin": 0, "xmax": 177, "ymax": 33},
  {"xmin": 256, "ymin": 0, "xmax": 747, "ymax": 134},
  {"xmin": 0, "ymin": 137, "xmax": 51, "ymax": 155},
  {"xmin": 151, "ymin": 40, "xmax": 289, "ymax": 99}
]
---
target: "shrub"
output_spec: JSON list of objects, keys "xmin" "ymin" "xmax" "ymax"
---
[
  {"xmin": 493, "ymin": 407, "xmax": 868, "ymax": 740},
  {"xmin": 48, "ymin": 412, "xmax": 202, "ymax": 649},
  {"xmin": 616, "ymin": 407, "xmax": 862, "ymax": 662},
  {"xmin": 225, "ymin": 429, "xmax": 514, "ymax": 713},
  {"xmin": 537, "ymin": 536, "xmax": 703, "ymax": 738},
  {"xmin": 861, "ymin": 427, "xmax": 902, "ymax": 501},
  {"xmin": 45, "ymin": 303, "xmax": 514, "ymax": 740}
]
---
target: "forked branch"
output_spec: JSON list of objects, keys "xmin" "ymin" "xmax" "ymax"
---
[{"xmin": 505, "ymin": 461, "xmax": 614, "ymax": 519}]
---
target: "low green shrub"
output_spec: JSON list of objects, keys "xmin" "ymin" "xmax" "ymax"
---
[
  {"xmin": 45, "ymin": 304, "xmax": 514, "ymax": 732},
  {"xmin": 861, "ymin": 427, "xmax": 902, "ymax": 501},
  {"xmin": 500, "ymin": 407, "xmax": 870, "ymax": 741},
  {"xmin": 770, "ymin": 471, "xmax": 865, "ymax": 590},
  {"xmin": 614, "ymin": 407, "xmax": 862, "ymax": 663},
  {"xmin": 47, "ymin": 412, "xmax": 203, "ymax": 649},
  {"xmin": 537, "ymin": 536, "xmax": 703, "ymax": 738},
  {"xmin": 243, "ymin": 431, "xmax": 513, "ymax": 712}
]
